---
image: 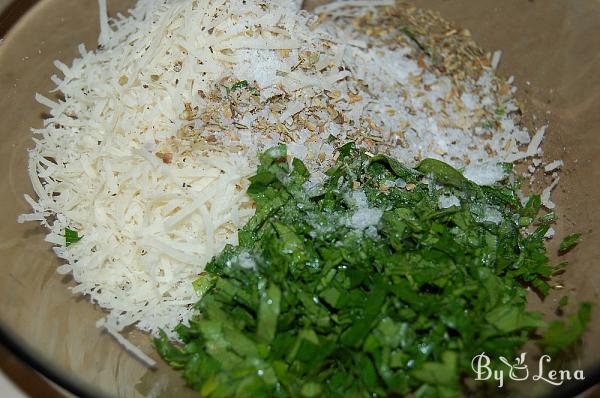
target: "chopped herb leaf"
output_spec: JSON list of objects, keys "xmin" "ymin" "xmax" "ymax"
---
[
  {"xmin": 156, "ymin": 145, "xmax": 589, "ymax": 397},
  {"xmin": 541, "ymin": 303, "xmax": 592, "ymax": 353},
  {"xmin": 231, "ymin": 80, "xmax": 250, "ymax": 91},
  {"xmin": 482, "ymin": 120, "xmax": 494, "ymax": 129},
  {"xmin": 65, "ymin": 228, "xmax": 81, "ymax": 246},
  {"xmin": 401, "ymin": 28, "xmax": 430, "ymax": 55},
  {"xmin": 559, "ymin": 233, "xmax": 581, "ymax": 254}
]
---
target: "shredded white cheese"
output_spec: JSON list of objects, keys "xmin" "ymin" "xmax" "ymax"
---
[
  {"xmin": 491, "ymin": 50, "xmax": 502, "ymax": 70},
  {"xmin": 438, "ymin": 194, "xmax": 461, "ymax": 209},
  {"xmin": 541, "ymin": 176, "xmax": 561, "ymax": 209},
  {"xmin": 96, "ymin": 319, "xmax": 157, "ymax": 367},
  {"xmin": 544, "ymin": 160, "xmax": 564, "ymax": 173}
]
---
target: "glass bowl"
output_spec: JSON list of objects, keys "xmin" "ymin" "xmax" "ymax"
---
[{"xmin": 0, "ymin": 0, "xmax": 598, "ymax": 396}]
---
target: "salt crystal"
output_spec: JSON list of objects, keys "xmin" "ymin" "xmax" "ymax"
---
[
  {"xmin": 463, "ymin": 162, "xmax": 507, "ymax": 186},
  {"xmin": 348, "ymin": 208, "xmax": 383, "ymax": 230},
  {"xmin": 438, "ymin": 194, "xmax": 461, "ymax": 209},
  {"xmin": 395, "ymin": 178, "xmax": 407, "ymax": 189},
  {"xmin": 237, "ymin": 251, "xmax": 257, "ymax": 270}
]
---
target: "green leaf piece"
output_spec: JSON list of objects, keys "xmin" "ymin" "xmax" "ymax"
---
[
  {"xmin": 559, "ymin": 233, "xmax": 581, "ymax": 254},
  {"xmin": 65, "ymin": 228, "xmax": 81, "ymax": 246}
]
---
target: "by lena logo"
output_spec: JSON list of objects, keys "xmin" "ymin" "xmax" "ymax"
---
[{"xmin": 471, "ymin": 352, "xmax": 585, "ymax": 388}]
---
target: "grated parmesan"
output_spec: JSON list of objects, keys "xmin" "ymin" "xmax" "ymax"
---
[{"xmin": 544, "ymin": 159, "xmax": 564, "ymax": 173}]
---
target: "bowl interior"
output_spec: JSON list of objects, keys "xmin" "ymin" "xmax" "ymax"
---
[{"xmin": 0, "ymin": 0, "xmax": 599, "ymax": 397}]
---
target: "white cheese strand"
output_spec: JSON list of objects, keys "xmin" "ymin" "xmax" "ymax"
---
[{"xmin": 98, "ymin": 0, "xmax": 111, "ymax": 46}]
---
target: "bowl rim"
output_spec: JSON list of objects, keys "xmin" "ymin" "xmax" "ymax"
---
[
  {"xmin": 0, "ymin": 322, "xmax": 108, "ymax": 398},
  {"xmin": 0, "ymin": 0, "xmax": 39, "ymax": 37},
  {"xmin": 0, "ymin": 1, "xmax": 599, "ymax": 397}
]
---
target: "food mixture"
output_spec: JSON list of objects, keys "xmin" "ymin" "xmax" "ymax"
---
[
  {"xmin": 17, "ymin": 0, "xmax": 586, "ymax": 395},
  {"xmin": 156, "ymin": 145, "xmax": 586, "ymax": 397}
]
